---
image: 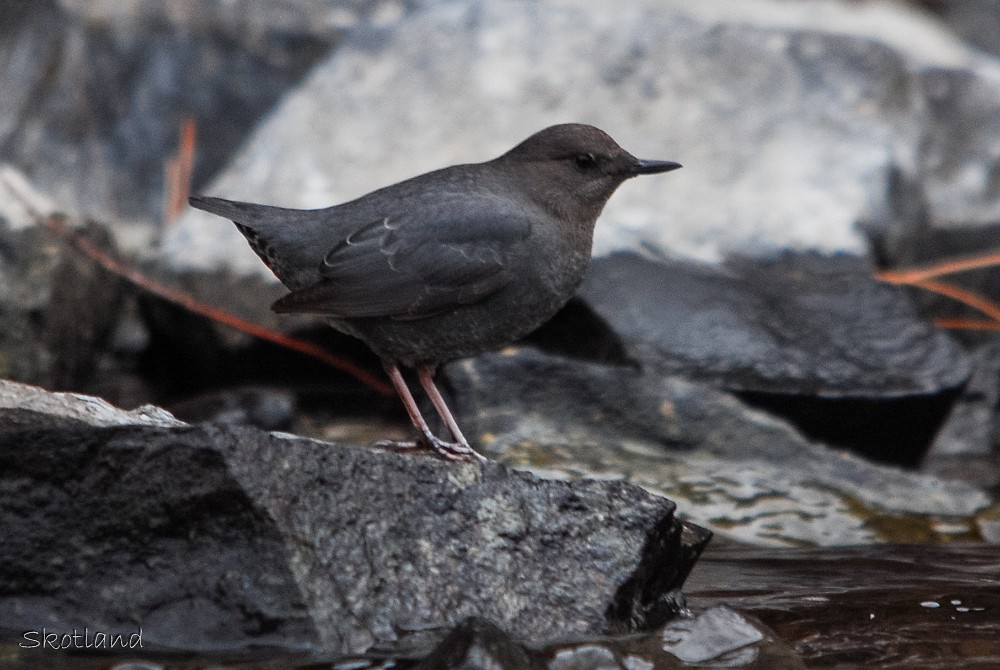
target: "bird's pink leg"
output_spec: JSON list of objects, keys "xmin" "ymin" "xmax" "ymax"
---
[
  {"xmin": 416, "ymin": 364, "xmax": 485, "ymax": 461},
  {"xmin": 378, "ymin": 360, "xmax": 482, "ymax": 461}
]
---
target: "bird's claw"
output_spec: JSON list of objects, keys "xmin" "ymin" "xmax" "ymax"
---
[
  {"xmin": 374, "ymin": 437, "xmax": 486, "ymax": 462},
  {"xmin": 420, "ymin": 435, "xmax": 488, "ymax": 462}
]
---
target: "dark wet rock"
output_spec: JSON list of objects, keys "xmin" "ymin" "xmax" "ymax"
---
[
  {"xmin": 410, "ymin": 618, "xmax": 538, "ymax": 670},
  {"xmin": 580, "ymin": 251, "xmax": 970, "ymax": 397},
  {"xmin": 523, "ymin": 296, "xmax": 631, "ymax": 367},
  {"xmin": 133, "ymin": 271, "xmax": 290, "ymax": 393},
  {"xmin": 442, "ymin": 347, "xmax": 994, "ymax": 546},
  {"xmin": 687, "ymin": 543, "xmax": 1000, "ymax": 668},
  {"xmin": 653, "ymin": 606, "xmax": 804, "ymax": 669},
  {"xmin": 576, "ymin": 251, "xmax": 970, "ymax": 466},
  {"xmin": 0, "ymin": 169, "xmax": 369, "ymax": 412},
  {"xmin": 0, "ymin": 380, "xmax": 709, "ymax": 654},
  {"xmin": 924, "ymin": 339, "xmax": 1000, "ymax": 491},
  {"xmin": 409, "ymin": 608, "xmax": 803, "ymax": 670}
]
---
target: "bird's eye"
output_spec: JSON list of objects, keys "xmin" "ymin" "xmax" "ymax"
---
[{"xmin": 574, "ymin": 153, "xmax": 597, "ymax": 169}]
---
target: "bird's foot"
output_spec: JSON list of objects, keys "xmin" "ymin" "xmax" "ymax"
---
[
  {"xmin": 420, "ymin": 435, "xmax": 488, "ymax": 462},
  {"xmin": 374, "ymin": 436, "xmax": 486, "ymax": 462}
]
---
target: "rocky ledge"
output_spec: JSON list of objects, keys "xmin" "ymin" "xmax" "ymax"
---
[{"xmin": 0, "ymin": 379, "xmax": 710, "ymax": 655}]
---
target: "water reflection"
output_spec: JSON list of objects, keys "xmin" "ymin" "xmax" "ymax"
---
[{"xmin": 686, "ymin": 542, "xmax": 1000, "ymax": 668}]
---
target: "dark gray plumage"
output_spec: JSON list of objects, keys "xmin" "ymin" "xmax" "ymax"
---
[{"xmin": 190, "ymin": 123, "xmax": 680, "ymax": 459}]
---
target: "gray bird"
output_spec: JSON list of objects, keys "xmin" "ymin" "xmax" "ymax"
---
[{"xmin": 190, "ymin": 123, "xmax": 680, "ymax": 460}]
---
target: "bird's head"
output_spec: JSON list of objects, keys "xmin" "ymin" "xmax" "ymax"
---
[{"xmin": 494, "ymin": 123, "xmax": 681, "ymax": 222}]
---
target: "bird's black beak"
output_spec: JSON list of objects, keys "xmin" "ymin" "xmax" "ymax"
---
[{"xmin": 630, "ymin": 159, "xmax": 683, "ymax": 176}]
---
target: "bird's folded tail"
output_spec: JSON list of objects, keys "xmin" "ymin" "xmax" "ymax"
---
[
  {"xmin": 189, "ymin": 195, "xmax": 271, "ymax": 226},
  {"xmin": 189, "ymin": 194, "xmax": 309, "ymax": 283},
  {"xmin": 188, "ymin": 194, "xmax": 325, "ymax": 236}
]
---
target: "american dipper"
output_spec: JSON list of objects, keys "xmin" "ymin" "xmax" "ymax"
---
[{"xmin": 190, "ymin": 124, "xmax": 680, "ymax": 460}]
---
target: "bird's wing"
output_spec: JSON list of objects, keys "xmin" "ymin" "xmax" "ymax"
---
[{"xmin": 271, "ymin": 206, "xmax": 532, "ymax": 320}]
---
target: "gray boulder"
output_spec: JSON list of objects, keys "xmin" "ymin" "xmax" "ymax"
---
[
  {"xmin": 0, "ymin": 380, "xmax": 710, "ymax": 654},
  {"xmin": 580, "ymin": 251, "xmax": 970, "ymax": 396}
]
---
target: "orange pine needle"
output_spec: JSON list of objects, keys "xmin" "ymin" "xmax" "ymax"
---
[
  {"xmin": 164, "ymin": 118, "xmax": 197, "ymax": 224},
  {"xmin": 908, "ymin": 277, "xmax": 1000, "ymax": 324},
  {"xmin": 876, "ymin": 248, "xmax": 1000, "ymax": 331},
  {"xmin": 933, "ymin": 317, "xmax": 1000, "ymax": 331},
  {"xmin": 875, "ymin": 249, "xmax": 1000, "ymax": 284}
]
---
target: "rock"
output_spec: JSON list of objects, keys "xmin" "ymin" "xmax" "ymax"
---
[
  {"xmin": 411, "ymin": 608, "xmax": 804, "ymax": 670},
  {"xmin": 1, "ymin": 164, "xmax": 391, "ymax": 410},
  {"xmin": 165, "ymin": 386, "xmax": 297, "ymax": 431},
  {"xmin": 55, "ymin": 0, "xmax": 410, "ymax": 39},
  {"xmin": 0, "ymin": 380, "xmax": 180, "ymax": 430},
  {"xmin": 580, "ymin": 251, "xmax": 970, "ymax": 397},
  {"xmin": 409, "ymin": 618, "xmax": 537, "ymax": 670},
  {"xmin": 0, "ymin": 0, "xmax": 343, "ymax": 244},
  {"xmin": 930, "ymin": 1, "xmax": 1000, "ymax": 64},
  {"xmin": 872, "ymin": 218, "xmax": 1000, "ymax": 311},
  {"xmin": 441, "ymin": 347, "xmax": 995, "ymax": 546},
  {"xmin": 0, "ymin": 379, "xmax": 710, "ymax": 654},
  {"xmin": 923, "ymin": 339, "xmax": 1000, "ymax": 490},
  {"xmin": 0, "ymin": 164, "xmax": 58, "ymax": 229},
  {"xmin": 914, "ymin": 65, "xmax": 1000, "ymax": 231},
  {"xmin": 655, "ymin": 606, "xmax": 804, "ymax": 669},
  {"xmin": 0, "ymin": 196, "xmax": 127, "ymax": 392},
  {"xmin": 863, "ymin": 214, "xmax": 1000, "ymax": 483},
  {"xmin": 163, "ymin": 0, "xmax": 1000, "ymax": 275},
  {"xmin": 576, "ymin": 251, "xmax": 970, "ymax": 466}
]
